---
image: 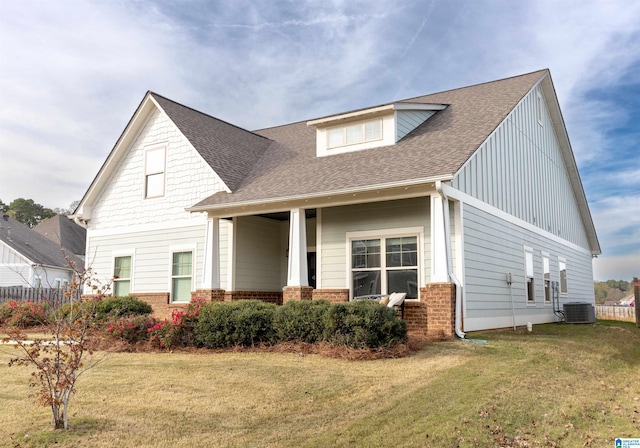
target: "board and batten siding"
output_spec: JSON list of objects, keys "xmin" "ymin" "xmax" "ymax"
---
[
  {"xmin": 452, "ymin": 84, "xmax": 589, "ymax": 250},
  {"xmin": 87, "ymin": 224, "xmax": 206, "ymax": 296},
  {"xmin": 90, "ymin": 108, "xmax": 226, "ymax": 230},
  {"xmin": 395, "ymin": 110, "xmax": 435, "ymax": 141},
  {"xmin": 319, "ymin": 198, "xmax": 430, "ymax": 290},
  {"xmin": 462, "ymin": 203, "xmax": 594, "ymax": 332}
]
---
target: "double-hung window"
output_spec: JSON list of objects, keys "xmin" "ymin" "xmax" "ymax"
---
[
  {"xmin": 351, "ymin": 235, "xmax": 418, "ymax": 299},
  {"xmin": 171, "ymin": 251, "xmax": 193, "ymax": 303},
  {"xmin": 542, "ymin": 252, "xmax": 551, "ymax": 304},
  {"xmin": 113, "ymin": 256, "xmax": 132, "ymax": 296},
  {"xmin": 144, "ymin": 146, "xmax": 165, "ymax": 198},
  {"xmin": 558, "ymin": 257, "xmax": 567, "ymax": 295},
  {"xmin": 524, "ymin": 247, "xmax": 535, "ymax": 303}
]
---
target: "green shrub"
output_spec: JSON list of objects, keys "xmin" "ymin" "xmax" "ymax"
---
[
  {"xmin": 148, "ymin": 297, "xmax": 206, "ymax": 348},
  {"xmin": 195, "ymin": 300, "xmax": 277, "ymax": 348},
  {"xmin": 273, "ymin": 300, "xmax": 331, "ymax": 343},
  {"xmin": 0, "ymin": 300, "xmax": 49, "ymax": 328},
  {"xmin": 95, "ymin": 296, "xmax": 153, "ymax": 322},
  {"xmin": 52, "ymin": 300, "xmax": 96, "ymax": 322},
  {"xmin": 323, "ymin": 300, "xmax": 407, "ymax": 348}
]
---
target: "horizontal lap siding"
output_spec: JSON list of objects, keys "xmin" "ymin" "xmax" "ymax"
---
[
  {"xmin": 235, "ymin": 216, "xmax": 283, "ymax": 291},
  {"xmin": 396, "ymin": 110, "xmax": 435, "ymax": 141},
  {"xmin": 462, "ymin": 203, "xmax": 594, "ymax": 331},
  {"xmin": 320, "ymin": 197, "xmax": 430, "ymax": 289},
  {"xmin": 87, "ymin": 224, "xmax": 205, "ymax": 294}
]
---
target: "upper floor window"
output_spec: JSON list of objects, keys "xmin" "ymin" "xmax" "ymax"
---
[
  {"xmin": 327, "ymin": 119, "xmax": 382, "ymax": 149},
  {"xmin": 144, "ymin": 146, "xmax": 165, "ymax": 198}
]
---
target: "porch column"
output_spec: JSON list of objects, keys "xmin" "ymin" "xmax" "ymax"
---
[
  {"xmin": 284, "ymin": 208, "xmax": 312, "ymax": 302},
  {"xmin": 199, "ymin": 215, "xmax": 225, "ymax": 302},
  {"xmin": 430, "ymin": 194, "xmax": 448, "ymax": 282}
]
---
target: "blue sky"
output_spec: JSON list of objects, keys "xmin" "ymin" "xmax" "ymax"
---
[{"xmin": 0, "ymin": 0, "xmax": 638, "ymax": 281}]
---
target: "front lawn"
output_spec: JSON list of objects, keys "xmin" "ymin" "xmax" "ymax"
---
[{"xmin": 1, "ymin": 320, "xmax": 638, "ymax": 447}]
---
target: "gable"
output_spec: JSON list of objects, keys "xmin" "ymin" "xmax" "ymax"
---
[{"xmin": 452, "ymin": 75, "xmax": 600, "ymax": 254}]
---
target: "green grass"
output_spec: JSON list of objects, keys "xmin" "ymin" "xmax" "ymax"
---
[{"xmin": 1, "ymin": 320, "xmax": 638, "ymax": 447}]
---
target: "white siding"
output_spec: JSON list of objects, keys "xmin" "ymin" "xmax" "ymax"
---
[
  {"xmin": 320, "ymin": 198, "xmax": 430, "ymax": 289},
  {"xmin": 452, "ymin": 85, "xmax": 590, "ymax": 249},
  {"xmin": 90, "ymin": 108, "xmax": 226, "ymax": 230},
  {"xmin": 462, "ymin": 203, "xmax": 594, "ymax": 331},
  {"xmin": 396, "ymin": 110, "xmax": 435, "ymax": 141},
  {"xmin": 0, "ymin": 242, "xmax": 31, "ymax": 286},
  {"xmin": 87, "ymin": 224, "xmax": 205, "ymax": 295},
  {"xmin": 234, "ymin": 216, "xmax": 283, "ymax": 291}
]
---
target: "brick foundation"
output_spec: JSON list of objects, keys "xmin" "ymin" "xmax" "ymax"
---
[
  {"xmin": 282, "ymin": 286, "xmax": 314, "ymax": 303},
  {"xmin": 403, "ymin": 301, "xmax": 428, "ymax": 336},
  {"xmin": 132, "ymin": 292, "xmax": 172, "ymax": 320},
  {"xmin": 311, "ymin": 288, "xmax": 350, "ymax": 303},
  {"xmin": 422, "ymin": 283, "xmax": 456, "ymax": 339},
  {"xmin": 192, "ymin": 289, "xmax": 225, "ymax": 302},
  {"xmin": 224, "ymin": 290, "xmax": 283, "ymax": 305}
]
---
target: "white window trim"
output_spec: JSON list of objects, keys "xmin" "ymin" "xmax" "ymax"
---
[
  {"xmin": 112, "ymin": 250, "xmax": 135, "ymax": 296},
  {"xmin": 558, "ymin": 256, "xmax": 568, "ymax": 296},
  {"xmin": 541, "ymin": 251, "xmax": 551, "ymax": 305},
  {"xmin": 326, "ymin": 118, "xmax": 383, "ymax": 149},
  {"xmin": 169, "ymin": 246, "xmax": 196, "ymax": 303},
  {"xmin": 346, "ymin": 227, "xmax": 424, "ymax": 301},
  {"xmin": 524, "ymin": 246, "xmax": 535, "ymax": 305},
  {"xmin": 143, "ymin": 143, "xmax": 167, "ymax": 199}
]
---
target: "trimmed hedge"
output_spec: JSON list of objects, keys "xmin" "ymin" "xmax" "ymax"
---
[
  {"xmin": 323, "ymin": 300, "xmax": 407, "ymax": 348},
  {"xmin": 94, "ymin": 296, "xmax": 153, "ymax": 321},
  {"xmin": 273, "ymin": 300, "xmax": 331, "ymax": 343},
  {"xmin": 195, "ymin": 300, "xmax": 277, "ymax": 348}
]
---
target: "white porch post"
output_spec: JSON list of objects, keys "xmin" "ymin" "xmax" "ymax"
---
[
  {"xmin": 287, "ymin": 208, "xmax": 308, "ymax": 287},
  {"xmin": 431, "ymin": 194, "xmax": 448, "ymax": 282},
  {"xmin": 202, "ymin": 216, "xmax": 220, "ymax": 289}
]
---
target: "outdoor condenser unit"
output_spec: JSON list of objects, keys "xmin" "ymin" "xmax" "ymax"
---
[{"xmin": 563, "ymin": 302, "xmax": 596, "ymax": 324}]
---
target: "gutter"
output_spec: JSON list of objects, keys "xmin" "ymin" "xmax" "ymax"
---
[{"xmin": 436, "ymin": 181, "xmax": 466, "ymax": 339}]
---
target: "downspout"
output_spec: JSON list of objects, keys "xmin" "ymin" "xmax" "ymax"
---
[{"xmin": 436, "ymin": 181, "xmax": 465, "ymax": 339}]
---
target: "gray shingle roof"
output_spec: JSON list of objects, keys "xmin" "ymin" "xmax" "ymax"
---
[
  {"xmin": 34, "ymin": 215, "xmax": 86, "ymax": 256},
  {"xmin": 151, "ymin": 93, "xmax": 272, "ymax": 191},
  {"xmin": 191, "ymin": 70, "xmax": 547, "ymax": 208},
  {"xmin": 0, "ymin": 216, "xmax": 84, "ymax": 270}
]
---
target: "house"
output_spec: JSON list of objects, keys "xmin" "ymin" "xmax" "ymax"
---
[
  {"xmin": 34, "ymin": 214, "xmax": 86, "ymax": 260},
  {"xmin": 0, "ymin": 214, "xmax": 84, "ymax": 288},
  {"xmin": 73, "ymin": 69, "xmax": 600, "ymax": 337}
]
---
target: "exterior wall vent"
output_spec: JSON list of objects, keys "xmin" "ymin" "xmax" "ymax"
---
[{"xmin": 563, "ymin": 302, "xmax": 595, "ymax": 324}]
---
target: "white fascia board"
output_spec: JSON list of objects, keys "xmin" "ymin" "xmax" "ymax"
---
[
  {"xmin": 75, "ymin": 94, "xmax": 158, "ymax": 219},
  {"xmin": 0, "ymin": 240, "xmax": 34, "ymax": 265},
  {"xmin": 306, "ymin": 103, "xmax": 447, "ymax": 127},
  {"xmin": 187, "ymin": 175, "xmax": 453, "ymax": 216}
]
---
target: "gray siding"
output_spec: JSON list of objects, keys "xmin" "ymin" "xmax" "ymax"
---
[
  {"xmin": 235, "ymin": 216, "xmax": 283, "ymax": 291},
  {"xmin": 453, "ymin": 85, "xmax": 590, "ymax": 249},
  {"xmin": 320, "ymin": 198, "xmax": 430, "ymax": 289},
  {"xmin": 396, "ymin": 110, "xmax": 435, "ymax": 141},
  {"xmin": 462, "ymin": 203, "xmax": 594, "ymax": 331}
]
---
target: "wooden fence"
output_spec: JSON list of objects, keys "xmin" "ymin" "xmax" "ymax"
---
[
  {"xmin": 0, "ymin": 286, "xmax": 81, "ymax": 310},
  {"xmin": 595, "ymin": 305, "xmax": 636, "ymax": 323}
]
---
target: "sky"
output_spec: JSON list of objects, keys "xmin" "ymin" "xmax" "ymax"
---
[{"xmin": 0, "ymin": 0, "xmax": 638, "ymax": 282}]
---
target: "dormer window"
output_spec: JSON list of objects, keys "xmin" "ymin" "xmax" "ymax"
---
[{"xmin": 327, "ymin": 119, "xmax": 382, "ymax": 149}]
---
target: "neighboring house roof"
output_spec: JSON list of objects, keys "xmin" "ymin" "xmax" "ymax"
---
[
  {"xmin": 34, "ymin": 215, "xmax": 86, "ymax": 256},
  {"xmin": 0, "ymin": 215, "xmax": 83, "ymax": 270},
  {"xmin": 191, "ymin": 70, "xmax": 548, "ymax": 209}
]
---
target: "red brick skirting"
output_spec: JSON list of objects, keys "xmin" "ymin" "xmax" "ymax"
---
[
  {"xmin": 403, "ymin": 301, "xmax": 428, "ymax": 336},
  {"xmin": 422, "ymin": 283, "xmax": 456, "ymax": 339},
  {"xmin": 282, "ymin": 286, "xmax": 314, "ymax": 303},
  {"xmin": 224, "ymin": 290, "xmax": 283, "ymax": 305},
  {"xmin": 312, "ymin": 288, "xmax": 350, "ymax": 303}
]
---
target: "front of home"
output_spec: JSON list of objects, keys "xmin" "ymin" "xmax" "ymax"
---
[{"xmin": 73, "ymin": 69, "xmax": 600, "ymax": 337}]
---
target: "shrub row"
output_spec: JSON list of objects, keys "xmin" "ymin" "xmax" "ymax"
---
[{"xmin": 195, "ymin": 299, "xmax": 407, "ymax": 349}]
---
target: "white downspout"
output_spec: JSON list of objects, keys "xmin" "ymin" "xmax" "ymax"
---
[{"xmin": 436, "ymin": 181, "xmax": 465, "ymax": 339}]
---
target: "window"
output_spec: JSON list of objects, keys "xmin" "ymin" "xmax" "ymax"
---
[
  {"xmin": 144, "ymin": 146, "xmax": 165, "ymax": 198},
  {"xmin": 172, "ymin": 251, "xmax": 193, "ymax": 303},
  {"xmin": 113, "ymin": 256, "xmax": 132, "ymax": 296},
  {"xmin": 34, "ymin": 277, "xmax": 42, "ymax": 288},
  {"xmin": 524, "ymin": 247, "xmax": 534, "ymax": 303},
  {"xmin": 327, "ymin": 119, "xmax": 382, "ymax": 149},
  {"xmin": 558, "ymin": 258, "xmax": 567, "ymax": 294},
  {"xmin": 542, "ymin": 253, "xmax": 551, "ymax": 304},
  {"xmin": 351, "ymin": 235, "xmax": 418, "ymax": 299}
]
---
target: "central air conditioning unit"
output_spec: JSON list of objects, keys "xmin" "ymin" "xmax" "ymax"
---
[{"xmin": 563, "ymin": 302, "xmax": 596, "ymax": 324}]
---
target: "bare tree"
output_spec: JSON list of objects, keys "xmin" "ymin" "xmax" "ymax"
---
[{"xmin": 3, "ymin": 261, "xmax": 110, "ymax": 430}]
